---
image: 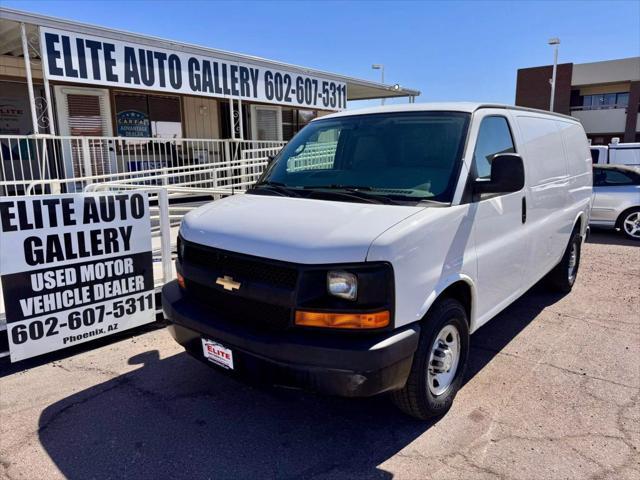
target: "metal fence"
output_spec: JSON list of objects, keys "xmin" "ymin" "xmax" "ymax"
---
[
  {"xmin": 0, "ymin": 135, "xmax": 285, "ymax": 197},
  {"xmin": 287, "ymin": 141, "xmax": 337, "ymax": 172}
]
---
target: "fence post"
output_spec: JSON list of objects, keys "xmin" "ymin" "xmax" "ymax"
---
[
  {"xmin": 81, "ymin": 137, "xmax": 93, "ymax": 178},
  {"xmin": 158, "ymin": 188, "xmax": 173, "ymax": 284},
  {"xmin": 224, "ymin": 140, "xmax": 231, "ymax": 164}
]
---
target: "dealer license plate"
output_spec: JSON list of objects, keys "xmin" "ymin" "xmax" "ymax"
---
[{"xmin": 201, "ymin": 338, "xmax": 234, "ymax": 370}]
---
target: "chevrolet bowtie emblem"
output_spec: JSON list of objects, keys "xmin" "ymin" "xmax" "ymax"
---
[{"xmin": 216, "ymin": 275, "xmax": 241, "ymax": 291}]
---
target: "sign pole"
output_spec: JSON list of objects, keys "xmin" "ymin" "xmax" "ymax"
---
[
  {"xmin": 238, "ymin": 97, "xmax": 244, "ymax": 140},
  {"xmin": 38, "ymin": 26, "xmax": 56, "ymax": 135},
  {"xmin": 158, "ymin": 188, "xmax": 173, "ymax": 284},
  {"xmin": 228, "ymin": 97, "xmax": 236, "ymax": 140},
  {"xmin": 20, "ymin": 23, "xmax": 39, "ymax": 135}
]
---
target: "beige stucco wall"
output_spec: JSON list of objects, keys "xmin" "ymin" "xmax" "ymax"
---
[
  {"xmin": 0, "ymin": 55, "xmax": 42, "ymax": 80},
  {"xmin": 182, "ymin": 96, "xmax": 220, "ymax": 139},
  {"xmin": 572, "ymin": 108, "xmax": 628, "ymax": 134},
  {"xmin": 579, "ymin": 83, "xmax": 631, "ymax": 95},
  {"xmin": 572, "ymin": 57, "xmax": 640, "ymax": 87}
]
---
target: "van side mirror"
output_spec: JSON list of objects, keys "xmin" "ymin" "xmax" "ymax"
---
[{"xmin": 473, "ymin": 153, "xmax": 525, "ymax": 195}]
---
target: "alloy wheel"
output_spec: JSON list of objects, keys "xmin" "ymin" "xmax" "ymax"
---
[{"xmin": 623, "ymin": 211, "xmax": 640, "ymax": 239}]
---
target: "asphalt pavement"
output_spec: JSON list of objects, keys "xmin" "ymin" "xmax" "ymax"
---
[{"xmin": 0, "ymin": 230, "xmax": 638, "ymax": 480}]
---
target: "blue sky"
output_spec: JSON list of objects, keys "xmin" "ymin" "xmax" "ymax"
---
[{"xmin": 3, "ymin": 0, "xmax": 639, "ymax": 107}]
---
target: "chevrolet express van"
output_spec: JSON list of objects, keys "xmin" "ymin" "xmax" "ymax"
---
[{"xmin": 162, "ymin": 103, "xmax": 592, "ymax": 419}]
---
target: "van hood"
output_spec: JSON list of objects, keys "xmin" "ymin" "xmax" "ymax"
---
[{"xmin": 180, "ymin": 194, "xmax": 424, "ymax": 264}]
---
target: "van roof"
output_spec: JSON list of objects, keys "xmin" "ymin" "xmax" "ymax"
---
[{"xmin": 317, "ymin": 102, "xmax": 578, "ymax": 122}]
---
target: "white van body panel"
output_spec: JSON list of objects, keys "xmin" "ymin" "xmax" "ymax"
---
[
  {"xmin": 512, "ymin": 114, "xmax": 592, "ymax": 284},
  {"xmin": 366, "ymin": 204, "xmax": 479, "ymax": 329},
  {"xmin": 179, "ymin": 194, "xmax": 423, "ymax": 264}
]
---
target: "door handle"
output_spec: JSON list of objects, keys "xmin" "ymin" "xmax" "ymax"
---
[{"xmin": 521, "ymin": 197, "xmax": 527, "ymax": 224}]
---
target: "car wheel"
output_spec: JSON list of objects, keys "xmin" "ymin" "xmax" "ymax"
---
[
  {"xmin": 391, "ymin": 298, "xmax": 469, "ymax": 420},
  {"xmin": 618, "ymin": 208, "xmax": 640, "ymax": 241},
  {"xmin": 547, "ymin": 229, "xmax": 582, "ymax": 293}
]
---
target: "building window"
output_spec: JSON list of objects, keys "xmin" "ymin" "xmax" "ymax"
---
[
  {"xmin": 281, "ymin": 108, "xmax": 317, "ymax": 141},
  {"xmin": 616, "ymin": 92, "xmax": 629, "ymax": 107},
  {"xmin": 0, "ymin": 80, "xmax": 47, "ymax": 135},
  {"xmin": 572, "ymin": 92, "xmax": 630, "ymax": 111},
  {"xmin": 250, "ymin": 105, "xmax": 282, "ymax": 141},
  {"xmin": 114, "ymin": 92, "xmax": 182, "ymax": 138}
]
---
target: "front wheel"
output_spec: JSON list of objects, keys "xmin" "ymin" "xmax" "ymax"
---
[
  {"xmin": 618, "ymin": 208, "xmax": 640, "ymax": 241},
  {"xmin": 391, "ymin": 298, "xmax": 469, "ymax": 420}
]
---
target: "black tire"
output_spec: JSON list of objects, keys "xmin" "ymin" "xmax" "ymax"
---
[
  {"xmin": 616, "ymin": 207, "xmax": 640, "ymax": 241},
  {"xmin": 547, "ymin": 229, "xmax": 582, "ymax": 293},
  {"xmin": 391, "ymin": 298, "xmax": 469, "ymax": 420}
]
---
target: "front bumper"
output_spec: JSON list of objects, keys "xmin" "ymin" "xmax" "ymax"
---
[{"xmin": 162, "ymin": 281, "xmax": 420, "ymax": 397}]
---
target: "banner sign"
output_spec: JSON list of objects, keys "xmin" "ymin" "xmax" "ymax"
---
[
  {"xmin": 40, "ymin": 27, "xmax": 347, "ymax": 110},
  {"xmin": 0, "ymin": 193, "xmax": 155, "ymax": 362}
]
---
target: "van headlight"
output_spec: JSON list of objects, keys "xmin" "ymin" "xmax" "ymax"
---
[{"xmin": 327, "ymin": 271, "xmax": 358, "ymax": 300}]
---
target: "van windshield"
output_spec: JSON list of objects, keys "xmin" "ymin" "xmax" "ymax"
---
[{"xmin": 254, "ymin": 111, "xmax": 470, "ymax": 204}]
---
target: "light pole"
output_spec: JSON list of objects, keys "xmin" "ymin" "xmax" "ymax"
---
[
  {"xmin": 372, "ymin": 64, "xmax": 385, "ymax": 105},
  {"xmin": 548, "ymin": 37, "xmax": 560, "ymax": 112}
]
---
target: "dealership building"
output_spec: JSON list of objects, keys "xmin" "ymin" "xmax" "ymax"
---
[
  {"xmin": 515, "ymin": 57, "xmax": 640, "ymax": 145},
  {"xmin": 0, "ymin": 8, "xmax": 419, "ymax": 196}
]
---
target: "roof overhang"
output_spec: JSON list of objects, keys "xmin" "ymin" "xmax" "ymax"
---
[{"xmin": 0, "ymin": 7, "xmax": 420, "ymax": 102}]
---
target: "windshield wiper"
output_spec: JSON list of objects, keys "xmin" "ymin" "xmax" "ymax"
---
[
  {"xmin": 303, "ymin": 184, "xmax": 373, "ymax": 191},
  {"xmin": 250, "ymin": 181, "xmax": 302, "ymax": 197},
  {"xmin": 302, "ymin": 185, "xmax": 399, "ymax": 204}
]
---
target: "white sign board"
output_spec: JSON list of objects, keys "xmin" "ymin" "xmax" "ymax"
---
[
  {"xmin": 0, "ymin": 193, "xmax": 155, "ymax": 362},
  {"xmin": 40, "ymin": 27, "xmax": 347, "ymax": 110}
]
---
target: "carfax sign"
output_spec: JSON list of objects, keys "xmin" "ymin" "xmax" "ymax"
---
[
  {"xmin": 40, "ymin": 27, "xmax": 347, "ymax": 110},
  {"xmin": 0, "ymin": 193, "xmax": 155, "ymax": 362}
]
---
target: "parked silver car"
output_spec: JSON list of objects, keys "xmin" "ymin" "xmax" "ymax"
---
[{"xmin": 591, "ymin": 165, "xmax": 640, "ymax": 240}]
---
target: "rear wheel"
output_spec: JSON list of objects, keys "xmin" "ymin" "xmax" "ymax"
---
[
  {"xmin": 618, "ymin": 208, "xmax": 640, "ymax": 241},
  {"xmin": 391, "ymin": 298, "xmax": 469, "ymax": 420},
  {"xmin": 547, "ymin": 229, "xmax": 582, "ymax": 293}
]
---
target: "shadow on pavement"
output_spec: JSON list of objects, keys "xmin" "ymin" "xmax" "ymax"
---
[
  {"xmin": 587, "ymin": 228, "xmax": 639, "ymax": 247},
  {"xmin": 0, "ymin": 321, "xmax": 166, "ymax": 378},
  {"xmin": 36, "ymin": 284, "xmax": 564, "ymax": 479}
]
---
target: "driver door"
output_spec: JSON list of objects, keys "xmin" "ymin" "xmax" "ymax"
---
[{"xmin": 470, "ymin": 110, "xmax": 530, "ymax": 326}]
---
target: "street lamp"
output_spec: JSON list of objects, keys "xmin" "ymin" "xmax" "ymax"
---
[
  {"xmin": 548, "ymin": 37, "xmax": 560, "ymax": 112},
  {"xmin": 372, "ymin": 64, "xmax": 385, "ymax": 105}
]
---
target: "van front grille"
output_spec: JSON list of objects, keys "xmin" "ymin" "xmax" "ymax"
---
[
  {"xmin": 183, "ymin": 243, "xmax": 299, "ymax": 290},
  {"xmin": 185, "ymin": 280, "xmax": 291, "ymax": 331}
]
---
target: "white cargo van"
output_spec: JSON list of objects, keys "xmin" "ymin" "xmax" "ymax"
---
[
  {"xmin": 591, "ymin": 142, "xmax": 640, "ymax": 166},
  {"xmin": 163, "ymin": 103, "xmax": 592, "ymax": 419}
]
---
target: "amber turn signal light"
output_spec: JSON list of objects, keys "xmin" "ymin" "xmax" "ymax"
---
[
  {"xmin": 295, "ymin": 310, "xmax": 389, "ymax": 329},
  {"xmin": 177, "ymin": 271, "xmax": 186, "ymax": 289}
]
